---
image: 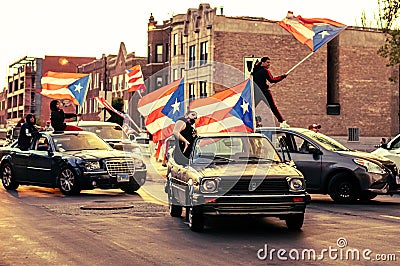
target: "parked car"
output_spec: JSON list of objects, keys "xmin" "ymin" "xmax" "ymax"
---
[
  {"xmin": 0, "ymin": 131, "xmax": 146, "ymax": 195},
  {"xmin": 129, "ymin": 132, "xmax": 151, "ymax": 157},
  {"xmin": 67, "ymin": 121, "xmax": 141, "ymax": 155},
  {"xmin": 372, "ymin": 134, "xmax": 400, "ymax": 173},
  {"xmin": 256, "ymin": 127, "xmax": 400, "ymax": 203},
  {"xmin": 165, "ymin": 132, "xmax": 310, "ymax": 232}
]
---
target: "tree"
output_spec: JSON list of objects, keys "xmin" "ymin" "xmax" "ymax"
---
[{"xmin": 376, "ymin": 0, "xmax": 400, "ymax": 69}]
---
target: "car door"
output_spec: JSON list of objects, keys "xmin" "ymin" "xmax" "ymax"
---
[
  {"xmin": 287, "ymin": 133, "xmax": 323, "ymax": 190},
  {"xmin": 11, "ymin": 148, "xmax": 31, "ymax": 181},
  {"xmin": 27, "ymin": 135, "xmax": 53, "ymax": 185}
]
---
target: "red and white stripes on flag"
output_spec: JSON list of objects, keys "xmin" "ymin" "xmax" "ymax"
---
[
  {"xmin": 126, "ymin": 65, "xmax": 145, "ymax": 92},
  {"xmin": 95, "ymin": 96, "xmax": 125, "ymax": 118}
]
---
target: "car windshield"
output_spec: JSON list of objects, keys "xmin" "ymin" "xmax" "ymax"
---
[
  {"xmin": 80, "ymin": 125, "xmax": 128, "ymax": 140},
  {"xmin": 52, "ymin": 133, "xmax": 111, "ymax": 151},
  {"xmin": 302, "ymin": 131, "xmax": 351, "ymax": 151},
  {"xmin": 192, "ymin": 136, "xmax": 281, "ymax": 164}
]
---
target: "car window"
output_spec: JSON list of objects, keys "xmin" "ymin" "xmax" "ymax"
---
[
  {"xmin": 53, "ymin": 134, "xmax": 111, "ymax": 151},
  {"xmin": 390, "ymin": 137, "xmax": 400, "ymax": 149},
  {"xmin": 34, "ymin": 136, "xmax": 50, "ymax": 151}
]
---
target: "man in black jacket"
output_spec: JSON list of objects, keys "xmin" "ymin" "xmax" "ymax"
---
[
  {"xmin": 252, "ymin": 56, "xmax": 289, "ymax": 128},
  {"xmin": 17, "ymin": 114, "xmax": 39, "ymax": 150},
  {"xmin": 50, "ymin": 100, "xmax": 82, "ymax": 131}
]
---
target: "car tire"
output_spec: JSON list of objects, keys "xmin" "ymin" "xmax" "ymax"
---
[
  {"xmin": 1, "ymin": 162, "xmax": 19, "ymax": 190},
  {"xmin": 167, "ymin": 179, "xmax": 182, "ymax": 217},
  {"xmin": 59, "ymin": 168, "xmax": 81, "ymax": 195},
  {"xmin": 120, "ymin": 180, "xmax": 140, "ymax": 194},
  {"xmin": 328, "ymin": 173, "xmax": 359, "ymax": 203},
  {"xmin": 285, "ymin": 213, "xmax": 304, "ymax": 230},
  {"xmin": 359, "ymin": 191, "xmax": 377, "ymax": 201},
  {"xmin": 188, "ymin": 206, "xmax": 204, "ymax": 232}
]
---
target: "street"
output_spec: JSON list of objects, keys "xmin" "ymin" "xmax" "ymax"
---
[{"xmin": 0, "ymin": 158, "xmax": 399, "ymax": 265}]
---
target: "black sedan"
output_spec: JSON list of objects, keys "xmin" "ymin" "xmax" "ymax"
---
[{"xmin": 0, "ymin": 131, "xmax": 146, "ymax": 195}]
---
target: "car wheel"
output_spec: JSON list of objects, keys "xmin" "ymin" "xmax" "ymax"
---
[
  {"xmin": 285, "ymin": 213, "xmax": 304, "ymax": 231},
  {"xmin": 167, "ymin": 180, "xmax": 182, "ymax": 217},
  {"xmin": 188, "ymin": 206, "xmax": 204, "ymax": 232},
  {"xmin": 328, "ymin": 173, "xmax": 359, "ymax": 203},
  {"xmin": 59, "ymin": 168, "xmax": 81, "ymax": 195},
  {"xmin": 120, "ymin": 180, "xmax": 140, "ymax": 194},
  {"xmin": 359, "ymin": 191, "xmax": 377, "ymax": 201},
  {"xmin": 1, "ymin": 162, "xmax": 19, "ymax": 190}
]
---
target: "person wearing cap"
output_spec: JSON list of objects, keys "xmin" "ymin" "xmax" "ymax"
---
[
  {"xmin": 308, "ymin": 124, "xmax": 321, "ymax": 133},
  {"xmin": 252, "ymin": 56, "xmax": 289, "ymax": 128}
]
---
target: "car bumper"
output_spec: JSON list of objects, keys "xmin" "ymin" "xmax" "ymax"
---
[
  {"xmin": 193, "ymin": 194, "xmax": 310, "ymax": 216},
  {"xmin": 80, "ymin": 169, "xmax": 147, "ymax": 189}
]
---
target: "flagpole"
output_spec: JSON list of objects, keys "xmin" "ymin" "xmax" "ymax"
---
[
  {"xmin": 249, "ymin": 77, "xmax": 256, "ymax": 132},
  {"xmin": 285, "ymin": 52, "xmax": 314, "ymax": 75}
]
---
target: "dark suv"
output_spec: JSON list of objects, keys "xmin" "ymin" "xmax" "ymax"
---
[{"xmin": 257, "ymin": 127, "xmax": 400, "ymax": 203}]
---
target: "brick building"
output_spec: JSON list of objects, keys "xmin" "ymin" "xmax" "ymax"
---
[{"xmin": 164, "ymin": 3, "xmax": 399, "ymax": 146}]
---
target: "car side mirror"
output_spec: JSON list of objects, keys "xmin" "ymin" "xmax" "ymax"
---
[
  {"xmin": 309, "ymin": 145, "xmax": 322, "ymax": 155},
  {"xmin": 380, "ymin": 143, "xmax": 388, "ymax": 149}
]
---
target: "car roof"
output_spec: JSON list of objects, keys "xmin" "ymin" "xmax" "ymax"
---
[
  {"xmin": 67, "ymin": 121, "xmax": 121, "ymax": 127},
  {"xmin": 197, "ymin": 132, "xmax": 266, "ymax": 138},
  {"xmin": 42, "ymin": 131, "xmax": 96, "ymax": 136},
  {"xmin": 256, "ymin": 127, "xmax": 312, "ymax": 134}
]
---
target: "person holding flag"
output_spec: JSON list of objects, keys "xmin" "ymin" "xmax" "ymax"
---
[
  {"xmin": 49, "ymin": 100, "xmax": 82, "ymax": 131},
  {"xmin": 172, "ymin": 110, "xmax": 198, "ymax": 165},
  {"xmin": 252, "ymin": 56, "xmax": 289, "ymax": 128}
]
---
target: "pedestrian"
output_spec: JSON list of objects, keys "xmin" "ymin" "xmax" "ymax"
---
[
  {"xmin": 50, "ymin": 100, "xmax": 82, "ymax": 131},
  {"xmin": 17, "ymin": 114, "xmax": 39, "ymax": 150},
  {"xmin": 172, "ymin": 110, "xmax": 198, "ymax": 164},
  {"xmin": 308, "ymin": 123, "xmax": 321, "ymax": 133},
  {"xmin": 252, "ymin": 56, "xmax": 289, "ymax": 128}
]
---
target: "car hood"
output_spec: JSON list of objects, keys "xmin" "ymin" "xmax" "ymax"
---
[
  {"xmin": 64, "ymin": 150, "xmax": 138, "ymax": 160},
  {"xmin": 194, "ymin": 162, "xmax": 302, "ymax": 178},
  {"xmin": 336, "ymin": 150, "xmax": 393, "ymax": 164}
]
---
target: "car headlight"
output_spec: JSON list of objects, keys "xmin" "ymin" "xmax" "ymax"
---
[
  {"xmin": 200, "ymin": 178, "xmax": 218, "ymax": 193},
  {"xmin": 287, "ymin": 177, "xmax": 305, "ymax": 192},
  {"xmin": 133, "ymin": 158, "xmax": 145, "ymax": 168},
  {"xmin": 353, "ymin": 158, "xmax": 386, "ymax": 174},
  {"xmin": 84, "ymin": 161, "xmax": 100, "ymax": 170}
]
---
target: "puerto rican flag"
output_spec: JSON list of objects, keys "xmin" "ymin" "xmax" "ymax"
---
[
  {"xmin": 277, "ymin": 11, "xmax": 347, "ymax": 52},
  {"xmin": 190, "ymin": 79, "xmax": 254, "ymax": 134},
  {"xmin": 40, "ymin": 71, "xmax": 91, "ymax": 106},
  {"xmin": 137, "ymin": 78, "xmax": 184, "ymax": 142},
  {"xmin": 126, "ymin": 65, "xmax": 145, "ymax": 92}
]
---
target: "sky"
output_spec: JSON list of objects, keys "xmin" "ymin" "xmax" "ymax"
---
[{"xmin": 0, "ymin": 0, "xmax": 382, "ymax": 89}]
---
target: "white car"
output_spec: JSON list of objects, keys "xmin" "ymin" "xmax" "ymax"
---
[{"xmin": 372, "ymin": 134, "xmax": 400, "ymax": 170}]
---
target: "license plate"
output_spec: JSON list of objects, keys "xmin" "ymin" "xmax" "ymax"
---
[
  {"xmin": 396, "ymin": 175, "xmax": 400, "ymax": 185},
  {"xmin": 117, "ymin": 174, "xmax": 130, "ymax": 182}
]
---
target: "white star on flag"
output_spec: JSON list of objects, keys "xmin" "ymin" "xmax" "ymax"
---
[
  {"xmin": 74, "ymin": 83, "xmax": 83, "ymax": 93},
  {"xmin": 319, "ymin": 30, "xmax": 330, "ymax": 39},
  {"xmin": 171, "ymin": 98, "xmax": 180, "ymax": 114},
  {"xmin": 240, "ymin": 100, "xmax": 249, "ymax": 114}
]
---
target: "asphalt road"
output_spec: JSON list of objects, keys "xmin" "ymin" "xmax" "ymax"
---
[{"xmin": 0, "ymin": 158, "xmax": 399, "ymax": 265}]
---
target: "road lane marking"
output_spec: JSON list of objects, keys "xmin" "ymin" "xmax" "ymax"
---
[{"xmin": 380, "ymin": 215, "xmax": 400, "ymax": 220}]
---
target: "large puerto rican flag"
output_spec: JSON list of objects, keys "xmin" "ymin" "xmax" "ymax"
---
[
  {"xmin": 190, "ymin": 79, "xmax": 254, "ymax": 134},
  {"xmin": 40, "ymin": 71, "xmax": 90, "ymax": 106},
  {"xmin": 137, "ymin": 78, "xmax": 184, "ymax": 142},
  {"xmin": 126, "ymin": 65, "xmax": 145, "ymax": 92},
  {"xmin": 277, "ymin": 11, "xmax": 347, "ymax": 52}
]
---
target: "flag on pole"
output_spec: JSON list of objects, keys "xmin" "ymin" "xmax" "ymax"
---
[
  {"xmin": 277, "ymin": 11, "xmax": 347, "ymax": 52},
  {"xmin": 40, "ymin": 71, "xmax": 91, "ymax": 106},
  {"xmin": 126, "ymin": 65, "xmax": 145, "ymax": 92},
  {"xmin": 137, "ymin": 78, "xmax": 184, "ymax": 142},
  {"xmin": 95, "ymin": 96, "xmax": 125, "ymax": 119},
  {"xmin": 190, "ymin": 79, "xmax": 254, "ymax": 134}
]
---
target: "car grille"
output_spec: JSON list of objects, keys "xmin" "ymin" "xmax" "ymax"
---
[
  {"xmin": 105, "ymin": 159, "xmax": 135, "ymax": 177},
  {"xmin": 219, "ymin": 177, "xmax": 289, "ymax": 194}
]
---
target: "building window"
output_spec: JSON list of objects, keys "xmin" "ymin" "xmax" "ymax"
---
[
  {"xmin": 156, "ymin": 44, "xmax": 163, "ymax": 63},
  {"xmin": 189, "ymin": 45, "xmax": 196, "ymax": 68},
  {"xmin": 200, "ymin": 41, "xmax": 208, "ymax": 65},
  {"xmin": 165, "ymin": 43, "xmax": 169, "ymax": 62},
  {"xmin": 147, "ymin": 46, "xmax": 151, "ymax": 64},
  {"xmin": 199, "ymin": 81, "xmax": 207, "ymax": 98},
  {"xmin": 173, "ymin": 34, "xmax": 178, "ymax": 56},
  {"xmin": 189, "ymin": 83, "xmax": 195, "ymax": 102},
  {"xmin": 173, "ymin": 69, "xmax": 178, "ymax": 81},
  {"xmin": 156, "ymin": 76, "xmax": 163, "ymax": 88}
]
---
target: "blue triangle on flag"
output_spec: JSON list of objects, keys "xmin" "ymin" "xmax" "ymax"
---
[{"xmin": 68, "ymin": 75, "xmax": 90, "ymax": 106}]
